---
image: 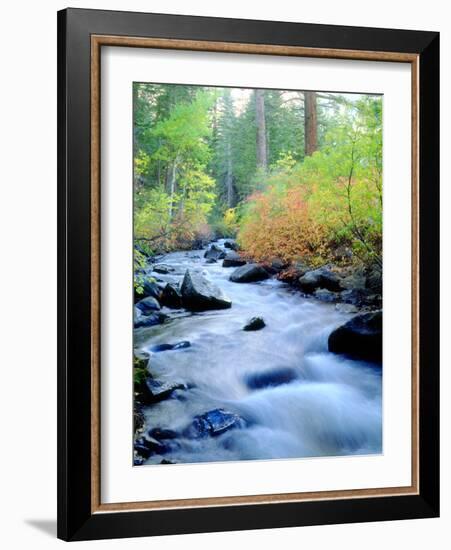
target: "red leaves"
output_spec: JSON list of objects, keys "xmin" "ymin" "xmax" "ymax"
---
[{"xmin": 239, "ymin": 186, "xmax": 328, "ymax": 264}]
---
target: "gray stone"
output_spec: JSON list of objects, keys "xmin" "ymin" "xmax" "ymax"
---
[
  {"xmin": 144, "ymin": 378, "xmax": 187, "ymax": 403},
  {"xmin": 184, "ymin": 409, "xmax": 246, "ymax": 439},
  {"xmin": 328, "ymin": 311, "xmax": 382, "ymax": 364},
  {"xmin": 230, "ymin": 263, "xmax": 270, "ymax": 283},
  {"xmin": 222, "ymin": 251, "xmax": 246, "ymax": 268},
  {"xmin": 181, "ymin": 270, "xmax": 232, "ymax": 311},
  {"xmin": 134, "ymin": 312, "xmax": 167, "ymax": 329},
  {"xmin": 243, "ymin": 317, "xmax": 266, "ymax": 331},
  {"xmin": 160, "ymin": 283, "xmax": 182, "ymax": 309},
  {"xmin": 298, "ymin": 267, "xmax": 343, "ymax": 293},
  {"xmin": 204, "ymin": 244, "xmax": 226, "ymax": 261},
  {"xmin": 135, "ymin": 296, "xmax": 161, "ymax": 315}
]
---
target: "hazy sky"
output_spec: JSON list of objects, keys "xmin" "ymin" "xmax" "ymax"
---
[{"xmin": 228, "ymin": 87, "xmax": 378, "ymax": 115}]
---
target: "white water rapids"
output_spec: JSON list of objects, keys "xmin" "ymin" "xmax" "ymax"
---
[{"xmin": 134, "ymin": 243, "xmax": 382, "ymax": 465}]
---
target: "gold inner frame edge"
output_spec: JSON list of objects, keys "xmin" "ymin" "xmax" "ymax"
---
[{"xmin": 90, "ymin": 35, "xmax": 420, "ymax": 514}]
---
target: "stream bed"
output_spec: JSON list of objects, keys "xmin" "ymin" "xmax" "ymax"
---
[{"xmin": 134, "ymin": 242, "xmax": 382, "ymax": 465}]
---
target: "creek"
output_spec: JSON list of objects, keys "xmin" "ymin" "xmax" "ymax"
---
[{"xmin": 134, "ymin": 241, "xmax": 382, "ymax": 465}]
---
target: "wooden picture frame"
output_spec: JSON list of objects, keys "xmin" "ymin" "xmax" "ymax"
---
[{"xmin": 57, "ymin": 7, "xmax": 439, "ymax": 541}]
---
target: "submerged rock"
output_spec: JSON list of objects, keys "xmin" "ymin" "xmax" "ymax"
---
[
  {"xmin": 151, "ymin": 341, "xmax": 191, "ymax": 352},
  {"xmin": 328, "ymin": 311, "xmax": 382, "ymax": 364},
  {"xmin": 298, "ymin": 267, "xmax": 343, "ymax": 293},
  {"xmin": 204, "ymin": 244, "xmax": 226, "ymax": 261},
  {"xmin": 230, "ymin": 263, "xmax": 269, "ymax": 283},
  {"xmin": 184, "ymin": 409, "xmax": 246, "ymax": 439},
  {"xmin": 245, "ymin": 367, "xmax": 298, "ymax": 390},
  {"xmin": 143, "ymin": 378, "xmax": 187, "ymax": 404},
  {"xmin": 153, "ymin": 264, "xmax": 174, "ymax": 274},
  {"xmin": 160, "ymin": 283, "xmax": 183, "ymax": 309},
  {"xmin": 243, "ymin": 317, "xmax": 266, "ymax": 331},
  {"xmin": 181, "ymin": 269, "xmax": 232, "ymax": 311},
  {"xmin": 134, "ymin": 312, "xmax": 167, "ymax": 329},
  {"xmin": 222, "ymin": 251, "xmax": 246, "ymax": 268},
  {"xmin": 135, "ymin": 296, "xmax": 161, "ymax": 315}
]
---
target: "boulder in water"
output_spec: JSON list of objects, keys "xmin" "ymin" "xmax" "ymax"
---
[
  {"xmin": 134, "ymin": 312, "xmax": 167, "ymax": 329},
  {"xmin": 243, "ymin": 317, "xmax": 266, "ymax": 331},
  {"xmin": 184, "ymin": 409, "xmax": 246, "ymax": 439},
  {"xmin": 160, "ymin": 283, "xmax": 182, "ymax": 309},
  {"xmin": 143, "ymin": 378, "xmax": 187, "ymax": 404},
  {"xmin": 153, "ymin": 264, "xmax": 174, "ymax": 274},
  {"xmin": 328, "ymin": 311, "xmax": 382, "ymax": 363},
  {"xmin": 181, "ymin": 269, "xmax": 232, "ymax": 311},
  {"xmin": 223, "ymin": 240, "xmax": 239, "ymax": 251},
  {"xmin": 135, "ymin": 296, "xmax": 161, "ymax": 315},
  {"xmin": 134, "ymin": 279, "xmax": 162, "ymax": 303},
  {"xmin": 245, "ymin": 367, "xmax": 298, "ymax": 390},
  {"xmin": 151, "ymin": 341, "xmax": 191, "ymax": 352},
  {"xmin": 230, "ymin": 263, "xmax": 269, "ymax": 283},
  {"xmin": 222, "ymin": 251, "xmax": 246, "ymax": 268},
  {"xmin": 298, "ymin": 267, "xmax": 343, "ymax": 293},
  {"xmin": 204, "ymin": 244, "xmax": 226, "ymax": 261}
]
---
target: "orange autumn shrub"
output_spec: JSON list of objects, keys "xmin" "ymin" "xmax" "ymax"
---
[{"xmin": 238, "ymin": 185, "xmax": 329, "ymax": 265}]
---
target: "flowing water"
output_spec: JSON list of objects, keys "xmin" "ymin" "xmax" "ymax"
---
[{"xmin": 134, "ymin": 242, "xmax": 382, "ymax": 465}]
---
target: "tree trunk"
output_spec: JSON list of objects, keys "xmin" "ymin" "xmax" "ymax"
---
[
  {"xmin": 167, "ymin": 160, "xmax": 178, "ymax": 220},
  {"xmin": 304, "ymin": 91, "xmax": 318, "ymax": 156},
  {"xmin": 255, "ymin": 89, "xmax": 267, "ymax": 171},
  {"xmin": 225, "ymin": 139, "xmax": 235, "ymax": 207}
]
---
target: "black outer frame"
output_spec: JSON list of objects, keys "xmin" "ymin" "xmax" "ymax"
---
[{"xmin": 57, "ymin": 8, "xmax": 439, "ymax": 542}]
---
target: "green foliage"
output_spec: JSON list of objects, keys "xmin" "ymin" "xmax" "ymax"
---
[
  {"xmin": 133, "ymin": 247, "xmax": 148, "ymax": 295},
  {"xmin": 133, "ymin": 356, "xmax": 148, "ymax": 388},
  {"xmin": 149, "ymin": 91, "xmax": 213, "ymax": 167},
  {"xmin": 134, "ymin": 86, "xmax": 217, "ymax": 250},
  {"xmin": 209, "ymin": 207, "xmax": 240, "ymax": 238}
]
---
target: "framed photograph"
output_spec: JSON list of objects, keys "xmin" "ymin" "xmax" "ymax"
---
[{"xmin": 57, "ymin": 8, "xmax": 439, "ymax": 541}]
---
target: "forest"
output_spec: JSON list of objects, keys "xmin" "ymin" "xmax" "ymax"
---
[{"xmin": 133, "ymin": 83, "xmax": 382, "ymax": 276}]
